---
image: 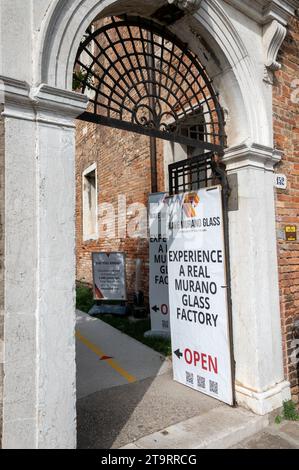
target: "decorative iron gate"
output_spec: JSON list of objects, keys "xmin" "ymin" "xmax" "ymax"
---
[
  {"xmin": 74, "ymin": 15, "xmax": 226, "ymax": 153},
  {"xmin": 169, "ymin": 151, "xmax": 213, "ymax": 195},
  {"xmin": 168, "ymin": 152, "xmax": 230, "ymax": 197}
]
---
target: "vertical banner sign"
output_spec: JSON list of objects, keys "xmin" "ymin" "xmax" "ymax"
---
[
  {"xmin": 149, "ymin": 193, "xmax": 170, "ymax": 335},
  {"xmin": 92, "ymin": 252, "xmax": 127, "ymax": 301},
  {"xmin": 167, "ymin": 186, "xmax": 233, "ymax": 405}
]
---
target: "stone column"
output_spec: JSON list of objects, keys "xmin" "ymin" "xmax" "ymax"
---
[
  {"xmin": 0, "ymin": 77, "xmax": 87, "ymax": 448},
  {"xmin": 0, "ymin": 100, "xmax": 4, "ymax": 448},
  {"xmin": 224, "ymin": 143, "xmax": 291, "ymax": 415}
]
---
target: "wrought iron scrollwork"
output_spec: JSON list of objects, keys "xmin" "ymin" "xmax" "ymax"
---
[{"xmin": 74, "ymin": 15, "xmax": 226, "ymax": 152}]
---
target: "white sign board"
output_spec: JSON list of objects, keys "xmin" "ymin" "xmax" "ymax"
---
[
  {"xmin": 274, "ymin": 173, "xmax": 287, "ymax": 190},
  {"xmin": 167, "ymin": 186, "xmax": 234, "ymax": 405},
  {"xmin": 149, "ymin": 193, "xmax": 170, "ymax": 335},
  {"xmin": 92, "ymin": 252, "xmax": 127, "ymax": 301}
]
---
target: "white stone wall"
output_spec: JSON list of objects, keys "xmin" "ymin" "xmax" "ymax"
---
[
  {"xmin": 0, "ymin": 105, "xmax": 4, "ymax": 448},
  {"xmin": 0, "ymin": 78, "xmax": 87, "ymax": 448}
]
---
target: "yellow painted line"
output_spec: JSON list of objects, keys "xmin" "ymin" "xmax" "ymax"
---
[{"xmin": 76, "ymin": 330, "xmax": 137, "ymax": 384}]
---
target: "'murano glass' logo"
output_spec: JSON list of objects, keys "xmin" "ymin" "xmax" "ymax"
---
[{"xmin": 183, "ymin": 192, "xmax": 200, "ymax": 218}]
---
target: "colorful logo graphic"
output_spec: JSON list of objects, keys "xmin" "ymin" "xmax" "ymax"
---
[{"xmin": 182, "ymin": 192, "xmax": 200, "ymax": 218}]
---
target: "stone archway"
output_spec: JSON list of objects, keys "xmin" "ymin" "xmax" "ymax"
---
[
  {"xmin": 39, "ymin": 0, "xmax": 270, "ymax": 147},
  {"xmin": 0, "ymin": 0, "xmax": 292, "ymax": 449}
]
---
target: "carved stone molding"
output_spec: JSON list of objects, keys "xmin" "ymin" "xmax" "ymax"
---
[
  {"xmin": 223, "ymin": 142, "xmax": 283, "ymax": 171},
  {"xmin": 224, "ymin": 0, "xmax": 297, "ymax": 25},
  {"xmin": 167, "ymin": 0, "xmax": 202, "ymax": 15},
  {"xmin": 0, "ymin": 77, "xmax": 88, "ymax": 126},
  {"xmin": 263, "ymin": 19, "xmax": 287, "ymax": 84}
]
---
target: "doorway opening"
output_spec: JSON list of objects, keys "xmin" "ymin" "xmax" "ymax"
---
[{"xmin": 73, "ymin": 13, "xmax": 231, "ymax": 448}]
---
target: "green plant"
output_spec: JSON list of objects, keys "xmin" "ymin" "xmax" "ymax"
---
[
  {"xmin": 275, "ymin": 400, "xmax": 299, "ymax": 424},
  {"xmin": 76, "ymin": 285, "xmax": 94, "ymax": 313},
  {"xmin": 275, "ymin": 415, "xmax": 282, "ymax": 425},
  {"xmin": 72, "ymin": 70, "xmax": 93, "ymax": 91},
  {"xmin": 282, "ymin": 400, "xmax": 299, "ymax": 421}
]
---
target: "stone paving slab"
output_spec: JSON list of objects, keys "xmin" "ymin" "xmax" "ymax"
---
[
  {"xmin": 76, "ymin": 310, "xmax": 171, "ymax": 399},
  {"xmin": 120, "ymin": 406, "xmax": 269, "ymax": 450},
  {"xmin": 77, "ymin": 370, "xmax": 224, "ymax": 449},
  {"xmin": 231, "ymin": 421, "xmax": 299, "ymax": 449}
]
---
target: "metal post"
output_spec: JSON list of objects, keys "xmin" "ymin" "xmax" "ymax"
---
[
  {"xmin": 147, "ymin": 30, "xmax": 158, "ymax": 193},
  {"xmin": 211, "ymin": 159, "xmax": 236, "ymax": 406}
]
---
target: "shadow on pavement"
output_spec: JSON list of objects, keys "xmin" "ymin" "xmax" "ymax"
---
[{"xmin": 77, "ymin": 369, "xmax": 221, "ymax": 449}]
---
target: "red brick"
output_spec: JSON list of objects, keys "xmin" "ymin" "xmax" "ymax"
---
[{"xmin": 274, "ymin": 16, "xmax": 299, "ymax": 402}]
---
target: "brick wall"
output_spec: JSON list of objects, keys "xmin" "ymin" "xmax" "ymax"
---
[
  {"xmin": 75, "ymin": 116, "xmax": 165, "ymax": 303},
  {"xmin": 0, "ymin": 106, "xmax": 4, "ymax": 446},
  {"xmin": 74, "ymin": 16, "xmax": 169, "ymax": 304},
  {"xmin": 273, "ymin": 16, "xmax": 299, "ymax": 403}
]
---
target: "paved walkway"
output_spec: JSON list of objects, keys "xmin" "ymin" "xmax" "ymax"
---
[
  {"xmin": 76, "ymin": 310, "xmax": 223, "ymax": 448},
  {"xmin": 76, "ymin": 310, "xmax": 171, "ymax": 399},
  {"xmin": 75, "ymin": 310, "xmax": 299, "ymax": 450}
]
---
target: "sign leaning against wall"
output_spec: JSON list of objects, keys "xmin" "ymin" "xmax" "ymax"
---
[
  {"xmin": 92, "ymin": 252, "xmax": 127, "ymax": 301},
  {"xmin": 148, "ymin": 193, "xmax": 170, "ymax": 337},
  {"xmin": 167, "ymin": 186, "xmax": 234, "ymax": 405}
]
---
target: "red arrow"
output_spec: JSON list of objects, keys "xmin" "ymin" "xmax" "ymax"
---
[{"xmin": 100, "ymin": 355, "xmax": 113, "ymax": 361}]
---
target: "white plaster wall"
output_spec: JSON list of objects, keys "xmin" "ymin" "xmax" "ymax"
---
[
  {"xmin": 0, "ymin": 1, "xmax": 33, "ymax": 83},
  {"xmin": 37, "ymin": 121, "xmax": 77, "ymax": 448},
  {"xmin": 3, "ymin": 114, "xmax": 38, "ymax": 448},
  {"xmin": 32, "ymin": 0, "xmax": 53, "ymax": 30},
  {"xmin": 221, "ymin": 1, "xmax": 265, "ymax": 71},
  {"xmin": 227, "ymin": 165, "xmax": 284, "ymax": 391},
  {"xmin": 219, "ymin": 1, "xmax": 274, "ymax": 145},
  {"xmin": 180, "ymin": 0, "xmax": 273, "ymax": 147},
  {"xmin": 1, "ymin": 79, "xmax": 87, "ymax": 448}
]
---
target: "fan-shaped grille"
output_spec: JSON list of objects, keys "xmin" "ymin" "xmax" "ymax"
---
[{"xmin": 74, "ymin": 16, "xmax": 226, "ymax": 152}]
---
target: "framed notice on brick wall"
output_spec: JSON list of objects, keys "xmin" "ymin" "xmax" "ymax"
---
[{"xmin": 92, "ymin": 252, "xmax": 127, "ymax": 301}]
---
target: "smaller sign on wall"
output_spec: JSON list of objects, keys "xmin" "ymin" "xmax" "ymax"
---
[
  {"xmin": 285, "ymin": 226, "xmax": 297, "ymax": 242},
  {"xmin": 148, "ymin": 193, "xmax": 170, "ymax": 336},
  {"xmin": 275, "ymin": 174, "xmax": 287, "ymax": 190},
  {"xmin": 92, "ymin": 252, "xmax": 127, "ymax": 301}
]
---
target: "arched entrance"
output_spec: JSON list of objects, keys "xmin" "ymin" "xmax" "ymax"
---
[
  {"xmin": 73, "ymin": 14, "xmax": 235, "ymax": 446},
  {"xmin": 73, "ymin": 15, "xmax": 226, "ymax": 152},
  {"xmin": 0, "ymin": 0, "xmax": 291, "ymax": 449}
]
